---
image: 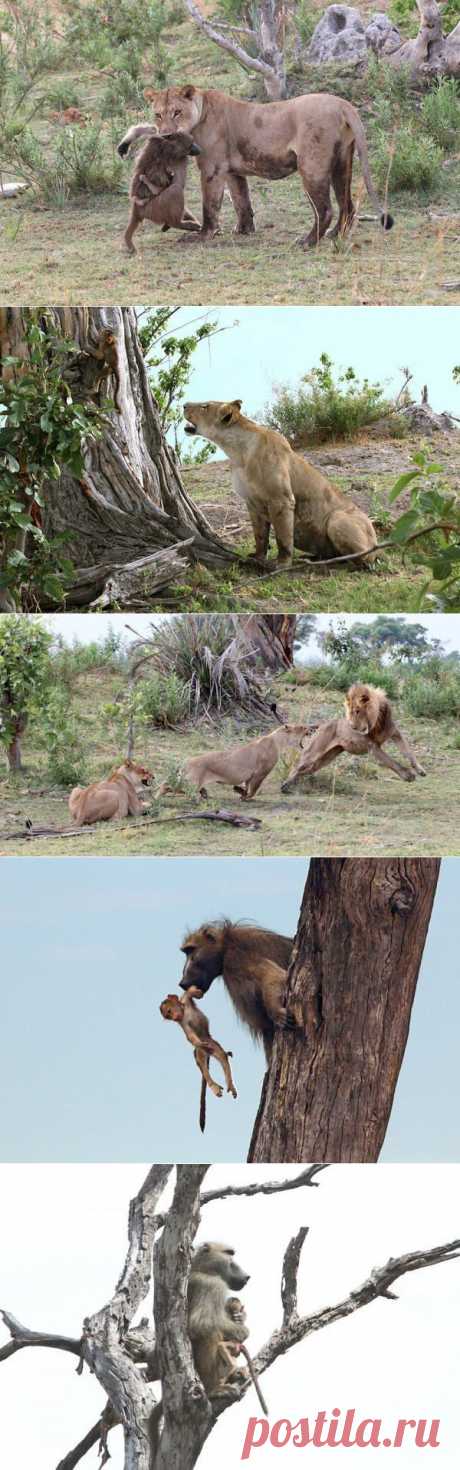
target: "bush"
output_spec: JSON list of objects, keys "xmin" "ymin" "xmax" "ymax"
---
[
  {"xmin": 1, "ymin": 121, "xmax": 123, "ymax": 203},
  {"xmin": 420, "ymin": 79, "xmax": 460, "ymax": 153},
  {"xmin": 137, "ymin": 615, "xmax": 271, "ymax": 716},
  {"xmin": 46, "ymin": 81, "xmax": 83, "ymax": 111},
  {"xmin": 307, "ymin": 661, "xmax": 399, "ymax": 697},
  {"xmin": 137, "ymin": 673, "xmax": 189, "ymax": 727},
  {"xmin": 266, "ymin": 354, "xmax": 391, "ymax": 446},
  {"xmin": 390, "ymin": 0, "xmax": 460, "ymax": 34},
  {"xmin": 403, "ymin": 671, "xmax": 460, "ymax": 720},
  {"xmin": 38, "ymin": 690, "xmax": 88, "ymax": 785},
  {"xmin": 373, "ymin": 128, "xmax": 443, "ymax": 196}
]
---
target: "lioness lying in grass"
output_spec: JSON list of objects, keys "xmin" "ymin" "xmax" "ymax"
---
[{"xmin": 69, "ymin": 761, "xmax": 154, "ymax": 825}]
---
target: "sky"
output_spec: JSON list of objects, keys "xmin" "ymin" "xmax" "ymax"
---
[
  {"xmin": 0, "ymin": 857, "xmax": 458, "ymax": 1164},
  {"xmin": 149, "ymin": 306, "xmax": 460, "ymax": 457},
  {"xmin": 24, "ymin": 611, "xmax": 460, "ymax": 656},
  {"xmin": 0, "ymin": 1162, "xmax": 459, "ymax": 1469}
]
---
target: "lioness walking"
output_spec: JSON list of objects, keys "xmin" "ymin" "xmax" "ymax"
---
[
  {"xmin": 184, "ymin": 400, "xmax": 377, "ymax": 567},
  {"xmin": 281, "ymin": 685, "xmax": 426, "ymax": 790},
  {"xmin": 147, "ymin": 84, "xmax": 394, "ymax": 246},
  {"xmin": 157, "ymin": 723, "xmax": 312, "ymax": 801}
]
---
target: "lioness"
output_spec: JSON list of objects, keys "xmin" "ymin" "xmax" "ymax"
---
[
  {"xmin": 147, "ymin": 84, "xmax": 394, "ymax": 247},
  {"xmin": 281, "ymin": 685, "xmax": 426, "ymax": 790},
  {"xmin": 69, "ymin": 761, "xmax": 154, "ymax": 826},
  {"xmin": 157, "ymin": 723, "xmax": 312, "ymax": 801},
  {"xmin": 183, "ymin": 400, "xmax": 377, "ymax": 567},
  {"xmin": 117, "ymin": 125, "xmax": 201, "ymax": 253}
]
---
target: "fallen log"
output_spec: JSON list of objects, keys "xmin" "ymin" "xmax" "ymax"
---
[{"xmin": 0, "ymin": 808, "xmax": 263, "ymax": 843}]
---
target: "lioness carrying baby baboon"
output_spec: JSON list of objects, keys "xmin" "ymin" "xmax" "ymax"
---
[
  {"xmin": 117, "ymin": 125, "xmax": 201, "ymax": 254},
  {"xmin": 281, "ymin": 684, "xmax": 427, "ymax": 791},
  {"xmin": 147, "ymin": 85, "xmax": 394, "ymax": 247},
  {"xmin": 156, "ymin": 723, "xmax": 313, "ymax": 802},
  {"xmin": 184, "ymin": 400, "xmax": 377, "ymax": 567}
]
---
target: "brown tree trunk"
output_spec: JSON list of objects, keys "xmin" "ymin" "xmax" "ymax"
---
[
  {"xmin": 249, "ymin": 858, "xmax": 441, "ymax": 1164},
  {"xmin": 7, "ymin": 724, "xmax": 24, "ymax": 771},
  {"xmin": 243, "ymin": 615, "xmax": 296, "ymax": 668},
  {"xmin": 1, "ymin": 308, "xmax": 237, "ymax": 610}
]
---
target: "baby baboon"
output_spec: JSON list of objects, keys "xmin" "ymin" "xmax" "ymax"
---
[
  {"xmin": 159, "ymin": 989, "xmax": 237, "ymax": 1133},
  {"xmin": 188, "ymin": 1242, "xmax": 250, "ymax": 1398},
  {"xmin": 224, "ymin": 1299, "xmax": 268, "ymax": 1415},
  {"xmin": 180, "ymin": 921, "xmax": 305, "ymax": 1061},
  {"xmin": 63, "ymin": 328, "xmax": 122, "ymax": 412},
  {"xmin": 117, "ymin": 124, "xmax": 201, "ymax": 254}
]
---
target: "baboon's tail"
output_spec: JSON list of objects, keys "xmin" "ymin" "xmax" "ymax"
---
[
  {"xmin": 239, "ymin": 1345, "xmax": 269, "ymax": 1416},
  {"xmin": 117, "ymin": 123, "xmax": 158, "ymax": 158},
  {"xmin": 344, "ymin": 101, "xmax": 394, "ymax": 232},
  {"xmin": 199, "ymin": 1077, "xmax": 207, "ymax": 1133}
]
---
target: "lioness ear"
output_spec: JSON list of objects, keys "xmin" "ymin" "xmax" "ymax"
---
[
  {"xmin": 144, "ymin": 88, "xmax": 158, "ymax": 102},
  {"xmin": 232, "ymin": 399, "xmax": 243, "ymax": 409},
  {"xmin": 181, "ymin": 85, "xmax": 196, "ymax": 99},
  {"xmin": 220, "ymin": 401, "xmax": 242, "ymax": 424}
]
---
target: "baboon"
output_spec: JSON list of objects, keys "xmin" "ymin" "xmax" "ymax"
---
[
  {"xmin": 159, "ymin": 989, "xmax": 237, "ymax": 1132},
  {"xmin": 224, "ymin": 1299, "xmax": 269, "ymax": 1415},
  {"xmin": 117, "ymin": 124, "xmax": 201, "ymax": 254},
  {"xmin": 63, "ymin": 328, "xmax": 123, "ymax": 412},
  {"xmin": 188, "ymin": 1242, "xmax": 250, "ymax": 1398},
  {"xmin": 180, "ymin": 922, "xmax": 306, "ymax": 1061}
]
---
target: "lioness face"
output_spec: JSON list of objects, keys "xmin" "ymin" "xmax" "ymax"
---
[
  {"xmin": 145, "ymin": 85, "xmax": 203, "ymax": 135},
  {"xmin": 114, "ymin": 761, "xmax": 154, "ymax": 788},
  {"xmin": 344, "ymin": 685, "xmax": 373, "ymax": 732},
  {"xmin": 284, "ymin": 723, "xmax": 314, "ymax": 747},
  {"xmin": 183, "ymin": 400, "xmax": 243, "ymax": 444}
]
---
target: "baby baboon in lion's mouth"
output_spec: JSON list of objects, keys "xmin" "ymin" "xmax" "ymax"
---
[
  {"xmin": 159, "ymin": 989, "xmax": 237, "ymax": 1133},
  {"xmin": 117, "ymin": 124, "xmax": 201, "ymax": 254},
  {"xmin": 180, "ymin": 921, "xmax": 308, "ymax": 1061}
]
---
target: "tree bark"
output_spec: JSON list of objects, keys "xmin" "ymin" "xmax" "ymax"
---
[
  {"xmin": 0, "ymin": 308, "xmax": 238, "ymax": 610},
  {"xmin": 249, "ymin": 858, "xmax": 441, "ymax": 1164},
  {"xmin": 243, "ymin": 614, "xmax": 296, "ymax": 668},
  {"xmin": 7, "ymin": 723, "xmax": 25, "ymax": 771}
]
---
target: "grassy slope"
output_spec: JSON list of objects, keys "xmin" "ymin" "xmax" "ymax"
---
[
  {"xmin": 156, "ymin": 430, "xmax": 459, "ymax": 612},
  {"xmin": 1, "ymin": 667, "xmax": 458, "ymax": 857},
  {"xmin": 0, "ymin": 12, "xmax": 459, "ymax": 305}
]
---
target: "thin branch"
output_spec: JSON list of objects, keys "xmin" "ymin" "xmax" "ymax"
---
[
  {"xmin": 281, "ymin": 1227, "xmax": 309, "ymax": 1326},
  {"xmin": 263, "ymin": 521, "xmax": 460, "ymax": 576},
  {"xmin": 0, "ymin": 1311, "xmax": 81, "ymax": 1362},
  {"xmin": 201, "ymin": 1164, "xmax": 327, "ymax": 1206},
  {"xmin": 184, "ymin": 0, "xmax": 276, "ymax": 81}
]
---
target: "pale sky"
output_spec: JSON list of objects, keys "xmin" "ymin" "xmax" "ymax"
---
[
  {"xmin": 148, "ymin": 306, "xmax": 460, "ymax": 457},
  {"xmin": 0, "ymin": 1163, "xmax": 459, "ymax": 1469},
  {"xmin": 0, "ymin": 858, "xmax": 458, "ymax": 1163},
  {"xmin": 26, "ymin": 611, "xmax": 460, "ymax": 656}
]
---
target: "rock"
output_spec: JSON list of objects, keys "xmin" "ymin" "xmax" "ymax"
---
[
  {"xmin": 0, "ymin": 181, "xmax": 29, "ymax": 199},
  {"xmin": 307, "ymin": 5, "xmax": 367, "ymax": 63},
  {"xmin": 365, "ymin": 13, "xmax": 402, "ymax": 56}
]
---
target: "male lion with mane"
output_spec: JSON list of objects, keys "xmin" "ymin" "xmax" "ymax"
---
[
  {"xmin": 144, "ymin": 84, "xmax": 394, "ymax": 247},
  {"xmin": 281, "ymin": 684, "xmax": 426, "ymax": 790},
  {"xmin": 69, "ymin": 761, "xmax": 154, "ymax": 826}
]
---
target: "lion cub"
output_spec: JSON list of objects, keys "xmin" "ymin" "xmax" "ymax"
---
[
  {"xmin": 69, "ymin": 761, "xmax": 153, "ymax": 826},
  {"xmin": 183, "ymin": 400, "xmax": 377, "ymax": 568}
]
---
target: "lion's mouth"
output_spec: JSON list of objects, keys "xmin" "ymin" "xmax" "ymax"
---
[{"xmin": 184, "ymin": 421, "xmax": 197, "ymax": 435}]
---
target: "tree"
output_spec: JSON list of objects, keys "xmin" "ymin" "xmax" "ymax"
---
[
  {"xmin": 348, "ymin": 617, "xmax": 438, "ymax": 662},
  {"xmin": 0, "ymin": 308, "xmax": 238, "ymax": 611},
  {"xmin": 1, "ymin": 1163, "xmax": 458, "ymax": 1470},
  {"xmin": 0, "ymin": 616, "xmax": 52, "ymax": 770},
  {"xmin": 390, "ymin": 0, "xmax": 460, "ymax": 78},
  {"xmin": 184, "ymin": 0, "xmax": 288, "ymax": 99},
  {"xmin": 249, "ymin": 858, "xmax": 440, "ymax": 1163}
]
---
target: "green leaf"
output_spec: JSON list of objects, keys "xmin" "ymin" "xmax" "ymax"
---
[
  {"xmin": 390, "ymin": 510, "xmax": 421, "ymax": 543},
  {"xmin": 388, "ymin": 471, "xmax": 420, "ymax": 502}
]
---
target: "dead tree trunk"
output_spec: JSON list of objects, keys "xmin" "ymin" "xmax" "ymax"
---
[
  {"xmin": 242, "ymin": 614, "xmax": 296, "ymax": 668},
  {"xmin": 0, "ymin": 308, "xmax": 238, "ymax": 610},
  {"xmin": 249, "ymin": 858, "xmax": 441, "ymax": 1164},
  {"xmin": 184, "ymin": 0, "xmax": 287, "ymax": 99}
]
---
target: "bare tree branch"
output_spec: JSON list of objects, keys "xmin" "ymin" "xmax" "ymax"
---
[
  {"xmin": 0, "ymin": 1310, "xmax": 81, "ymax": 1362},
  {"xmin": 154, "ymin": 1166, "xmax": 211, "ymax": 1470},
  {"xmin": 281, "ymin": 1228, "xmax": 309, "ymax": 1326},
  {"xmin": 184, "ymin": 0, "xmax": 276, "ymax": 86},
  {"xmin": 201, "ymin": 1164, "xmax": 327, "ymax": 1206}
]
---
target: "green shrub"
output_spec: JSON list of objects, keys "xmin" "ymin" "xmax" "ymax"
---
[
  {"xmin": 1, "ymin": 121, "xmax": 123, "ymax": 202},
  {"xmin": 307, "ymin": 661, "xmax": 399, "ymax": 696},
  {"xmin": 142, "ymin": 615, "xmax": 270, "ymax": 716},
  {"xmin": 137, "ymin": 672, "xmax": 188, "ymax": 727},
  {"xmin": 38, "ymin": 690, "xmax": 88, "ymax": 785},
  {"xmin": 403, "ymin": 672, "xmax": 460, "ymax": 720},
  {"xmin": 373, "ymin": 128, "xmax": 443, "ymax": 195},
  {"xmin": 390, "ymin": 0, "xmax": 460, "ymax": 34},
  {"xmin": 266, "ymin": 354, "xmax": 391, "ymax": 445},
  {"xmin": 45, "ymin": 82, "xmax": 83, "ymax": 111},
  {"xmin": 420, "ymin": 79, "xmax": 460, "ymax": 153}
]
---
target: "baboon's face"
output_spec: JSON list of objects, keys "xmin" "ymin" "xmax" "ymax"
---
[
  {"xmin": 159, "ymin": 131, "xmax": 200, "ymax": 159},
  {"xmin": 146, "ymin": 85, "xmax": 203, "ymax": 136},
  {"xmin": 180, "ymin": 925, "xmax": 224, "ymax": 994},
  {"xmin": 160, "ymin": 995, "xmax": 183, "ymax": 1021},
  {"xmin": 183, "ymin": 400, "xmax": 243, "ymax": 444},
  {"xmin": 344, "ymin": 685, "xmax": 373, "ymax": 732},
  {"xmin": 193, "ymin": 1242, "xmax": 250, "ymax": 1290}
]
